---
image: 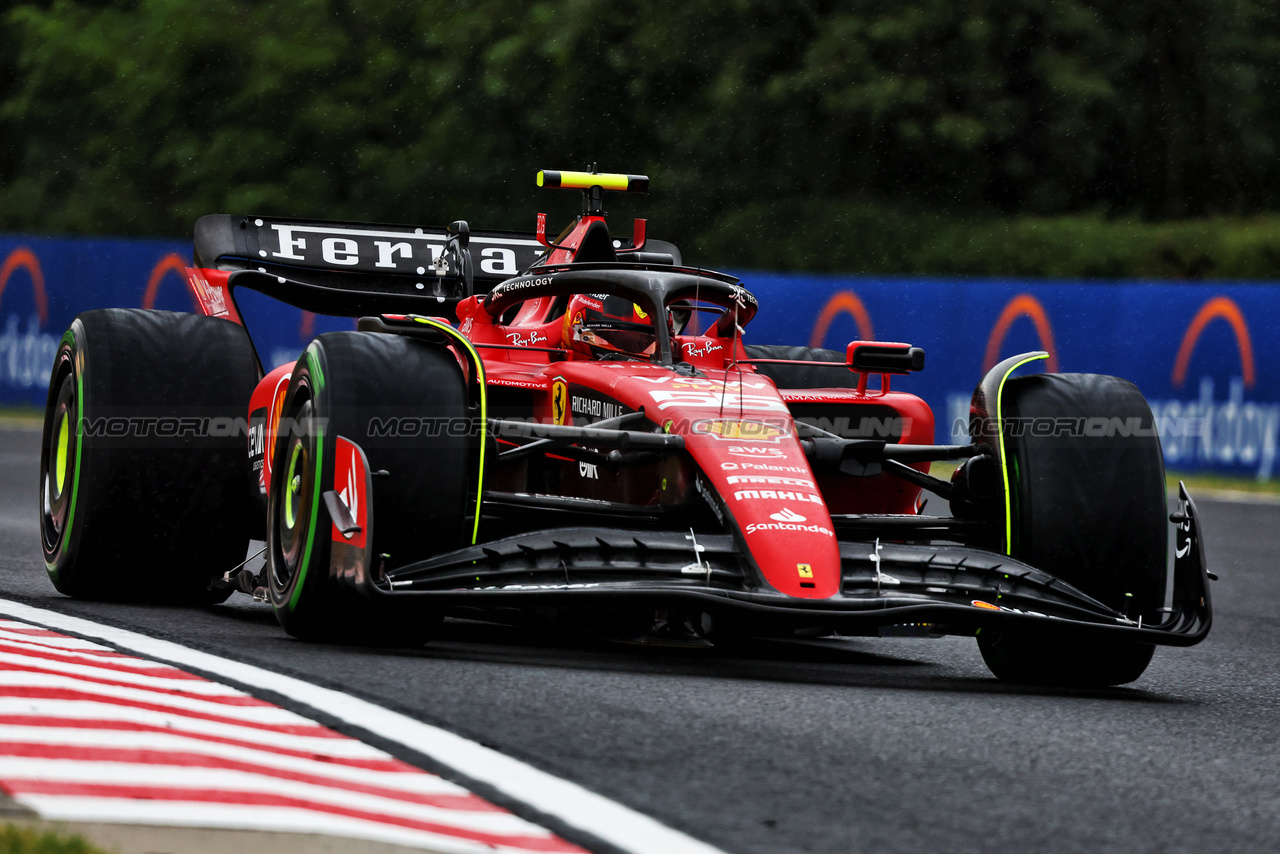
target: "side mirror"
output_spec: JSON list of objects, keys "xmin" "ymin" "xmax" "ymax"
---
[{"xmin": 846, "ymin": 341, "xmax": 925, "ymax": 374}]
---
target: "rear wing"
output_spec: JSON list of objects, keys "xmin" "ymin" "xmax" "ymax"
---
[{"xmin": 194, "ymin": 214, "xmax": 547, "ymax": 317}]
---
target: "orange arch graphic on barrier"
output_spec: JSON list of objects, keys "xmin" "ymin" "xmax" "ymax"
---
[
  {"xmin": 809, "ymin": 291, "xmax": 874, "ymax": 348},
  {"xmin": 0, "ymin": 248, "xmax": 49, "ymax": 326},
  {"xmin": 142, "ymin": 253, "xmax": 196, "ymax": 311},
  {"xmin": 983, "ymin": 294, "xmax": 1060, "ymax": 374},
  {"xmin": 1171, "ymin": 295, "xmax": 1255, "ymax": 389}
]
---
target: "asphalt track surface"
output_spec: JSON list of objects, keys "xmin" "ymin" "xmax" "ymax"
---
[{"xmin": 2, "ymin": 423, "xmax": 1279, "ymax": 854}]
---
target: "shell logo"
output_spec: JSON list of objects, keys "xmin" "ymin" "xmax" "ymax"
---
[
  {"xmin": 0, "ymin": 247, "xmax": 49, "ymax": 325},
  {"xmin": 810, "ymin": 291, "xmax": 874, "ymax": 348},
  {"xmin": 1171, "ymin": 296, "xmax": 1255, "ymax": 389},
  {"xmin": 983, "ymin": 294, "xmax": 1059, "ymax": 373}
]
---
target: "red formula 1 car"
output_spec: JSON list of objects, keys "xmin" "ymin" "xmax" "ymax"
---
[{"xmin": 39, "ymin": 170, "xmax": 1212, "ymax": 686}]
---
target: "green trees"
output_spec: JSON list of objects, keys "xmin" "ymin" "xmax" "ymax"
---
[{"xmin": 2, "ymin": 0, "xmax": 1279, "ymax": 275}]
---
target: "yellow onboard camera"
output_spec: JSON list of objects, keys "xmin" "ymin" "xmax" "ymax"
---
[{"xmin": 537, "ymin": 170, "xmax": 649, "ymax": 194}]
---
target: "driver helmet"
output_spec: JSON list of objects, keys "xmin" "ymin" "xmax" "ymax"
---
[{"xmin": 563, "ymin": 293, "xmax": 657, "ymax": 359}]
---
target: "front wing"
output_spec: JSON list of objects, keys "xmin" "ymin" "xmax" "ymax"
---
[{"xmin": 361, "ymin": 485, "xmax": 1211, "ymax": 647}]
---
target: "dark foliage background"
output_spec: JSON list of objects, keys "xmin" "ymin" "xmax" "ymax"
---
[{"xmin": 3, "ymin": 0, "xmax": 1280, "ymax": 276}]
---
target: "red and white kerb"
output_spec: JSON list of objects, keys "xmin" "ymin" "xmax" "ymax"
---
[{"xmin": 0, "ymin": 618, "xmax": 583, "ymax": 853}]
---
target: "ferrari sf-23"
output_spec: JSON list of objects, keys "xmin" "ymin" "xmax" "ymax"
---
[{"xmin": 39, "ymin": 169, "xmax": 1212, "ymax": 686}]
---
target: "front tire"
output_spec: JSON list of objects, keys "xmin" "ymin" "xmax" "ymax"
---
[
  {"xmin": 266, "ymin": 332, "xmax": 470, "ymax": 643},
  {"xmin": 978, "ymin": 631, "xmax": 1155, "ymax": 688},
  {"xmin": 975, "ymin": 372, "xmax": 1166, "ymax": 687}
]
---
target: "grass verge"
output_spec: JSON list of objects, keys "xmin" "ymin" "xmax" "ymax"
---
[
  {"xmin": 0, "ymin": 825, "xmax": 110, "ymax": 854},
  {"xmin": 926, "ymin": 461, "xmax": 1280, "ymax": 500},
  {"xmin": 1166, "ymin": 470, "xmax": 1280, "ymax": 498},
  {"xmin": 0, "ymin": 406, "xmax": 43, "ymax": 429}
]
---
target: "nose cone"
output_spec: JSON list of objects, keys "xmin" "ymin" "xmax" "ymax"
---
[
  {"xmin": 691, "ymin": 433, "xmax": 841, "ymax": 598},
  {"xmin": 600, "ymin": 367, "xmax": 843, "ymax": 599}
]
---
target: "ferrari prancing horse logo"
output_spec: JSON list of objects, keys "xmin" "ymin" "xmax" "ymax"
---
[
  {"xmin": 551, "ymin": 378, "xmax": 568, "ymax": 426},
  {"xmin": 797, "ymin": 564, "xmax": 813, "ymax": 579}
]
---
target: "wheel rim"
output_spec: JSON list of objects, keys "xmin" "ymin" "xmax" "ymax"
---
[
  {"xmin": 275, "ymin": 397, "xmax": 314, "ymax": 587},
  {"xmin": 284, "ymin": 441, "xmax": 305, "ymax": 531},
  {"xmin": 42, "ymin": 369, "xmax": 76, "ymax": 549}
]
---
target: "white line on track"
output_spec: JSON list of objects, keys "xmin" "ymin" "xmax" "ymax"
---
[{"xmin": 0, "ymin": 598, "xmax": 729, "ymax": 854}]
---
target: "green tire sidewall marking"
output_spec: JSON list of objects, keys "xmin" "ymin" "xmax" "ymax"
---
[
  {"xmin": 288, "ymin": 348, "xmax": 325, "ymax": 613},
  {"xmin": 996, "ymin": 352, "xmax": 1049, "ymax": 554},
  {"xmin": 47, "ymin": 328, "xmax": 83, "ymax": 579},
  {"xmin": 1008, "ymin": 454, "xmax": 1021, "ymax": 553},
  {"xmin": 309, "ymin": 344, "xmax": 326, "ymax": 393},
  {"xmin": 412, "ymin": 316, "xmax": 487, "ymax": 544}
]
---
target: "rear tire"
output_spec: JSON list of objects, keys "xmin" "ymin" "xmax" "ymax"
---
[
  {"xmin": 266, "ymin": 332, "xmax": 470, "ymax": 643},
  {"xmin": 39, "ymin": 309, "xmax": 259, "ymax": 603},
  {"xmin": 976, "ymin": 373, "xmax": 1166, "ymax": 687}
]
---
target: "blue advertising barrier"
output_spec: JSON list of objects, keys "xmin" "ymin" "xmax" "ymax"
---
[
  {"xmin": 743, "ymin": 271, "xmax": 1280, "ymax": 481},
  {"xmin": 0, "ymin": 235, "xmax": 354, "ymax": 406},
  {"xmin": 3, "ymin": 235, "xmax": 1277, "ymax": 479}
]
